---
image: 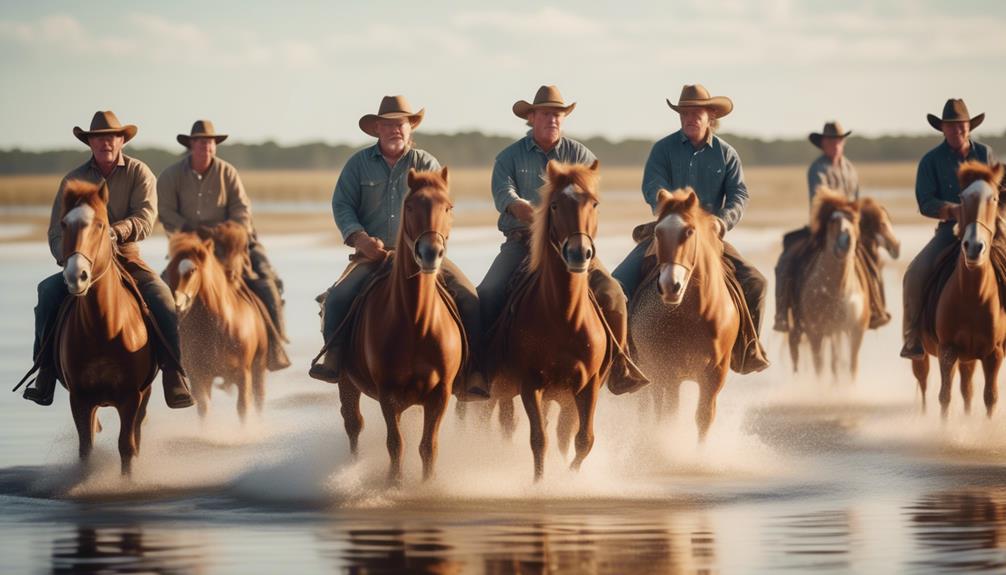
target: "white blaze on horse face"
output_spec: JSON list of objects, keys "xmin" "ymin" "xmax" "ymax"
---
[
  {"xmin": 562, "ymin": 184, "xmax": 578, "ymax": 201},
  {"xmin": 177, "ymin": 258, "xmax": 196, "ymax": 277},
  {"xmin": 655, "ymin": 214, "xmax": 690, "ymax": 303},
  {"xmin": 63, "ymin": 204, "xmax": 96, "ymax": 228}
]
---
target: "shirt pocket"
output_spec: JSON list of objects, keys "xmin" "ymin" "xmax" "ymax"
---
[
  {"xmin": 516, "ymin": 167, "xmax": 542, "ymax": 202},
  {"xmin": 359, "ymin": 179, "xmax": 388, "ymax": 219}
]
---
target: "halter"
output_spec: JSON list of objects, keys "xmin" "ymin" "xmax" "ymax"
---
[
  {"xmin": 555, "ymin": 231, "xmax": 596, "ymax": 263},
  {"xmin": 64, "ymin": 237, "xmax": 114, "ymax": 292},
  {"xmin": 661, "ymin": 224, "xmax": 699, "ymax": 276},
  {"xmin": 405, "ymin": 228, "xmax": 448, "ymax": 278}
]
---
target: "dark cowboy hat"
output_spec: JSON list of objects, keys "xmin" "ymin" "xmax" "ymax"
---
[
  {"xmin": 512, "ymin": 85, "xmax": 576, "ymax": 120},
  {"xmin": 927, "ymin": 99, "xmax": 985, "ymax": 131},
  {"xmin": 666, "ymin": 84, "xmax": 733, "ymax": 118},
  {"xmin": 809, "ymin": 121, "xmax": 852, "ymax": 148},
  {"xmin": 177, "ymin": 119, "xmax": 229, "ymax": 147},
  {"xmin": 359, "ymin": 95, "xmax": 425, "ymax": 138},
  {"xmin": 73, "ymin": 111, "xmax": 137, "ymax": 145}
]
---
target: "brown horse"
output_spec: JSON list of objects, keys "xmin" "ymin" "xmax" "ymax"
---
[
  {"xmin": 789, "ymin": 191, "xmax": 870, "ymax": 380},
  {"xmin": 913, "ymin": 161, "xmax": 1006, "ymax": 417},
  {"xmin": 166, "ymin": 223, "xmax": 267, "ymax": 422},
  {"xmin": 338, "ymin": 167, "xmax": 463, "ymax": 482},
  {"xmin": 56, "ymin": 180, "xmax": 157, "ymax": 475},
  {"xmin": 628, "ymin": 188, "xmax": 740, "ymax": 440},
  {"xmin": 859, "ymin": 197, "xmax": 901, "ymax": 263},
  {"xmin": 487, "ymin": 160, "xmax": 609, "ymax": 481}
]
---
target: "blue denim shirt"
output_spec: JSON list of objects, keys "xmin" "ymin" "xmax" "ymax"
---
[
  {"xmin": 331, "ymin": 144, "xmax": 440, "ymax": 245},
  {"xmin": 491, "ymin": 133, "xmax": 596, "ymax": 234},
  {"xmin": 641, "ymin": 130, "xmax": 749, "ymax": 231},
  {"xmin": 916, "ymin": 139, "xmax": 996, "ymax": 223}
]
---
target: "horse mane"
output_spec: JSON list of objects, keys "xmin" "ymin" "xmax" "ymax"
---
[
  {"xmin": 958, "ymin": 160, "xmax": 1005, "ymax": 191},
  {"xmin": 168, "ymin": 233, "xmax": 230, "ymax": 318},
  {"xmin": 61, "ymin": 179, "xmax": 108, "ymax": 219},
  {"xmin": 212, "ymin": 220, "xmax": 251, "ymax": 279},
  {"xmin": 810, "ymin": 188, "xmax": 859, "ymax": 241},
  {"xmin": 529, "ymin": 162, "xmax": 599, "ymax": 273},
  {"xmin": 858, "ymin": 197, "xmax": 887, "ymax": 240}
]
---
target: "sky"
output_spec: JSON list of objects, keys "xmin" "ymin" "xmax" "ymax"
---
[{"xmin": 1, "ymin": 0, "xmax": 1004, "ymax": 150}]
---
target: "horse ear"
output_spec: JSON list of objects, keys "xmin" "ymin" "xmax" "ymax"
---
[
  {"xmin": 440, "ymin": 166, "xmax": 449, "ymax": 185},
  {"xmin": 655, "ymin": 189, "xmax": 673, "ymax": 207},
  {"xmin": 684, "ymin": 188, "xmax": 698, "ymax": 209},
  {"xmin": 406, "ymin": 168, "xmax": 417, "ymax": 189},
  {"xmin": 203, "ymin": 237, "xmax": 214, "ymax": 252},
  {"xmin": 588, "ymin": 159, "xmax": 600, "ymax": 172},
  {"xmin": 993, "ymin": 162, "xmax": 1005, "ymax": 189},
  {"xmin": 546, "ymin": 159, "xmax": 560, "ymax": 179}
]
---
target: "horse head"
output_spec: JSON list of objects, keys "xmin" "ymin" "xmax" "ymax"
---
[
  {"xmin": 958, "ymin": 161, "xmax": 1006, "ymax": 269},
  {"xmin": 166, "ymin": 233, "xmax": 215, "ymax": 315},
  {"xmin": 652, "ymin": 187, "xmax": 717, "ymax": 307},
  {"xmin": 60, "ymin": 180, "xmax": 114, "ymax": 296},
  {"xmin": 211, "ymin": 221, "xmax": 251, "ymax": 285},
  {"xmin": 403, "ymin": 167, "xmax": 453, "ymax": 274},
  {"xmin": 531, "ymin": 160, "xmax": 600, "ymax": 274},
  {"xmin": 811, "ymin": 189, "xmax": 860, "ymax": 260},
  {"xmin": 860, "ymin": 197, "xmax": 900, "ymax": 259}
]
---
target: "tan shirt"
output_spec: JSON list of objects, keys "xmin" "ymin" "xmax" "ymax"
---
[
  {"xmin": 48, "ymin": 153, "xmax": 157, "ymax": 263},
  {"xmin": 157, "ymin": 155, "xmax": 252, "ymax": 234}
]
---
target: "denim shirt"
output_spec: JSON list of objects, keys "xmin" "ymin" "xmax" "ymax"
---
[
  {"xmin": 491, "ymin": 133, "xmax": 596, "ymax": 234},
  {"xmin": 331, "ymin": 144, "xmax": 440, "ymax": 245},
  {"xmin": 641, "ymin": 130, "xmax": 749, "ymax": 231},
  {"xmin": 807, "ymin": 154, "xmax": 859, "ymax": 206},
  {"xmin": 916, "ymin": 139, "xmax": 996, "ymax": 224}
]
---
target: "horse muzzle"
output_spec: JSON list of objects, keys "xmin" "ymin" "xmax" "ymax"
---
[
  {"xmin": 561, "ymin": 234, "xmax": 594, "ymax": 273},
  {"xmin": 963, "ymin": 239, "xmax": 987, "ymax": 269},
  {"xmin": 414, "ymin": 234, "xmax": 445, "ymax": 274},
  {"xmin": 63, "ymin": 253, "xmax": 92, "ymax": 296},
  {"xmin": 174, "ymin": 290, "xmax": 193, "ymax": 314},
  {"xmin": 657, "ymin": 263, "xmax": 689, "ymax": 307}
]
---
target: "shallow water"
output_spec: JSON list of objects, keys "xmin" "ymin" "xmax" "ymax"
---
[{"xmin": 2, "ymin": 222, "xmax": 1006, "ymax": 574}]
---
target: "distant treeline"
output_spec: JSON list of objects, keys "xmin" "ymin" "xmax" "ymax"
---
[{"xmin": 2, "ymin": 130, "xmax": 1004, "ymax": 175}]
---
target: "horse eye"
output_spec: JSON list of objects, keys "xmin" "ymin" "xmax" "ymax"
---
[
  {"xmin": 592, "ymin": 201, "xmax": 599, "ymax": 208},
  {"xmin": 685, "ymin": 227, "xmax": 695, "ymax": 238},
  {"xmin": 550, "ymin": 203, "xmax": 558, "ymax": 211}
]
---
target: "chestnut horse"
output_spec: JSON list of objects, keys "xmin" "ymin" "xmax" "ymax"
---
[
  {"xmin": 166, "ymin": 223, "xmax": 267, "ymax": 422},
  {"xmin": 859, "ymin": 197, "xmax": 901, "ymax": 265},
  {"xmin": 789, "ymin": 191, "xmax": 870, "ymax": 380},
  {"xmin": 487, "ymin": 160, "xmax": 610, "ymax": 481},
  {"xmin": 628, "ymin": 188, "xmax": 740, "ymax": 440},
  {"xmin": 56, "ymin": 180, "xmax": 157, "ymax": 475},
  {"xmin": 914, "ymin": 161, "xmax": 1006, "ymax": 417},
  {"xmin": 338, "ymin": 167, "xmax": 463, "ymax": 482}
]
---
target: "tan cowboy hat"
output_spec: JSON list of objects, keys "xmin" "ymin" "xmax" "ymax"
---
[
  {"xmin": 666, "ymin": 84, "xmax": 733, "ymax": 118},
  {"xmin": 512, "ymin": 85, "xmax": 576, "ymax": 120},
  {"xmin": 927, "ymin": 98, "xmax": 985, "ymax": 131},
  {"xmin": 809, "ymin": 121, "xmax": 852, "ymax": 148},
  {"xmin": 73, "ymin": 111, "xmax": 137, "ymax": 145},
  {"xmin": 177, "ymin": 119, "xmax": 228, "ymax": 147},
  {"xmin": 359, "ymin": 95, "xmax": 425, "ymax": 138}
]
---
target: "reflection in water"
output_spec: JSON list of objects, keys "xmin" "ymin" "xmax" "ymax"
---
[
  {"xmin": 50, "ymin": 524, "xmax": 205, "ymax": 575},
  {"xmin": 319, "ymin": 523, "xmax": 462, "ymax": 575},
  {"xmin": 907, "ymin": 490, "xmax": 1006, "ymax": 573},
  {"xmin": 762, "ymin": 509, "xmax": 857, "ymax": 573}
]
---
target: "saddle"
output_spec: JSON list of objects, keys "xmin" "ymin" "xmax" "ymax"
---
[
  {"xmin": 311, "ymin": 251, "xmax": 469, "ymax": 386},
  {"xmin": 630, "ymin": 221, "xmax": 767, "ymax": 375},
  {"xmin": 919, "ymin": 236, "xmax": 1006, "ymax": 338}
]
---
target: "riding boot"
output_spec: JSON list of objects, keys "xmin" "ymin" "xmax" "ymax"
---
[
  {"xmin": 900, "ymin": 329, "xmax": 925, "ymax": 360},
  {"xmin": 309, "ymin": 347, "xmax": 342, "ymax": 383},
  {"xmin": 23, "ymin": 365, "xmax": 58, "ymax": 406},
  {"xmin": 267, "ymin": 334, "xmax": 291, "ymax": 371},
  {"xmin": 773, "ymin": 311, "xmax": 790, "ymax": 333},
  {"xmin": 162, "ymin": 367, "xmax": 194, "ymax": 409},
  {"xmin": 249, "ymin": 277, "xmax": 287, "ymax": 341},
  {"xmin": 607, "ymin": 353, "xmax": 651, "ymax": 395}
]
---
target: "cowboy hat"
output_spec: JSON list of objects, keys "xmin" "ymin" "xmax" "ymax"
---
[
  {"xmin": 927, "ymin": 98, "xmax": 984, "ymax": 131},
  {"xmin": 73, "ymin": 111, "xmax": 137, "ymax": 145},
  {"xmin": 809, "ymin": 121, "xmax": 852, "ymax": 148},
  {"xmin": 359, "ymin": 95, "xmax": 425, "ymax": 138},
  {"xmin": 666, "ymin": 84, "xmax": 733, "ymax": 118},
  {"xmin": 512, "ymin": 85, "xmax": 576, "ymax": 120},
  {"xmin": 177, "ymin": 119, "xmax": 228, "ymax": 147}
]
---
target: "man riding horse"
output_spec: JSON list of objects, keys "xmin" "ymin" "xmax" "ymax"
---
[
  {"xmin": 901, "ymin": 98, "xmax": 999, "ymax": 360},
  {"xmin": 21, "ymin": 111, "xmax": 193, "ymax": 409},
  {"xmin": 477, "ymin": 85, "xmax": 649, "ymax": 394},
  {"xmin": 612, "ymin": 84, "xmax": 769, "ymax": 373},
  {"xmin": 309, "ymin": 95, "xmax": 487, "ymax": 398},
  {"xmin": 157, "ymin": 119, "xmax": 289, "ymax": 371}
]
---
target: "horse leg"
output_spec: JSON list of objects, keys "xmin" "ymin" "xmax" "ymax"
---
[
  {"xmin": 808, "ymin": 333, "xmax": 824, "ymax": 377},
  {"xmin": 849, "ymin": 327, "xmax": 865, "ymax": 382},
  {"xmin": 570, "ymin": 383, "xmax": 598, "ymax": 472},
  {"xmin": 499, "ymin": 397, "xmax": 517, "ymax": 441},
  {"xmin": 338, "ymin": 383, "xmax": 363, "ymax": 457},
  {"xmin": 520, "ymin": 386, "xmax": 546, "ymax": 481},
  {"xmin": 666, "ymin": 381, "xmax": 682, "ymax": 421},
  {"xmin": 937, "ymin": 345, "xmax": 959, "ymax": 420},
  {"xmin": 557, "ymin": 401, "xmax": 578, "ymax": 459},
  {"xmin": 190, "ymin": 375, "xmax": 211, "ymax": 420},
  {"xmin": 454, "ymin": 399, "xmax": 467, "ymax": 424},
  {"xmin": 696, "ymin": 365, "xmax": 728, "ymax": 442},
  {"xmin": 912, "ymin": 357, "xmax": 930, "ymax": 414},
  {"xmin": 236, "ymin": 370, "xmax": 252, "ymax": 424},
  {"xmin": 830, "ymin": 334, "xmax": 841, "ymax": 383},
  {"xmin": 788, "ymin": 329, "xmax": 801, "ymax": 374},
  {"xmin": 982, "ymin": 350, "xmax": 1003, "ymax": 418},
  {"xmin": 133, "ymin": 387, "xmax": 152, "ymax": 456},
  {"xmin": 380, "ymin": 400, "xmax": 404, "ymax": 485},
  {"xmin": 419, "ymin": 393, "xmax": 448, "ymax": 482},
  {"xmin": 959, "ymin": 360, "xmax": 976, "ymax": 415},
  {"xmin": 252, "ymin": 366, "xmax": 266, "ymax": 416},
  {"xmin": 116, "ymin": 396, "xmax": 141, "ymax": 477},
  {"xmin": 69, "ymin": 396, "xmax": 96, "ymax": 464}
]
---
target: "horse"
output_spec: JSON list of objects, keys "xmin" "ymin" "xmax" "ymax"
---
[
  {"xmin": 487, "ymin": 160, "xmax": 610, "ymax": 481},
  {"xmin": 913, "ymin": 161, "xmax": 1006, "ymax": 417},
  {"xmin": 55, "ymin": 180, "xmax": 158, "ymax": 476},
  {"xmin": 337, "ymin": 167, "xmax": 463, "ymax": 483},
  {"xmin": 788, "ymin": 190, "xmax": 870, "ymax": 380},
  {"xmin": 628, "ymin": 188, "xmax": 740, "ymax": 440},
  {"xmin": 166, "ymin": 222, "xmax": 268, "ymax": 422},
  {"xmin": 859, "ymin": 197, "xmax": 901, "ymax": 263}
]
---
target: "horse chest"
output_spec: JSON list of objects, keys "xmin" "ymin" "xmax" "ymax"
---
[{"xmin": 629, "ymin": 283, "xmax": 725, "ymax": 375}]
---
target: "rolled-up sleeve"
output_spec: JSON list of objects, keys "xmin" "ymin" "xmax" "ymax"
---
[
  {"xmin": 716, "ymin": 147, "xmax": 748, "ymax": 230},
  {"xmin": 332, "ymin": 159, "xmax": 365, "ymax": 243},
  {"xmin": 115, "ymin": 164, "xmax": 157, "ymax": 242},
  {"xmin": 915, "ymin": 154, "xmax": 949, "ymax": 219},
  {"xmin": 641, "ymin": 140, "xmax": 672, "ymax": 211},
  {"xmin": 491, "ymin": 156, "xmax": 521, "ymax": 214}
]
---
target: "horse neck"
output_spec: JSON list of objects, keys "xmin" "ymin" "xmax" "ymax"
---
[
  {"xmin": 690, "ymin": 234, "xmax": 729, "ymax": 317},
  {"xmin": 814, "ymin": 240, "xmax": 859, "ymax": 294},
  {"xmin": 389, "ymin": 238, "xmax": 441, "ymax": 329},
  {"xmin": 538, "ymin": 246, "xmax": 591, "ymax": 318},
  {"xmin": 79, "ymin": 250, "xmax": 135, "ymax": 337},
  {"xmin": 955, "ymin": 251, "xmax": 1000, "ymax": 303},
  {"xmin": 196, "ymin": 257, "xmax": 241, "ymax": 324}
]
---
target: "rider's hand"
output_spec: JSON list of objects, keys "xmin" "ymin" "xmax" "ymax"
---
[
  {"xmin": 508, "ymin": 199, "xmax": 535, "ymax": 223},
  {"xmin": 353, "ymin": 233, "xmax": 388, "ymax": 261},
  {"xmin": 713, "ymin": 218, "xmax": 726, "ymax": 238},
  {"xmin": 940, "ymin": 203, "xmax": 961, "ymax": 222}
]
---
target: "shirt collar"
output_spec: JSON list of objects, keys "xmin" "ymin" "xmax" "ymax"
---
[
  {"xmin": 941, "ymin": 138, "xmax": 977, "ymax": 159},
  {"xmin": 89, "ymin": 152, "xmax": 126, "ymax": 174},
  {"xmin": 370, "ymin": 142, "xmax": 412, "ymax": 163},
  {"xmin": 678, "ymin": 129, "xmax": 713, "ymax": 149},
  {"xmin": 525, "ymin": 131, "xmax": 563, "ymax": 154}
]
